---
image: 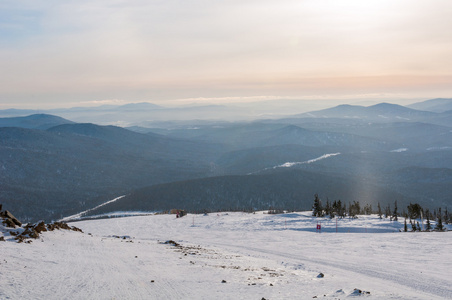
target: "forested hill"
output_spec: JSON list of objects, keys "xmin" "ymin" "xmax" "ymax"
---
[{"xmin": 82, "ymin": 169, "xmax": 415, "ymax": 217}]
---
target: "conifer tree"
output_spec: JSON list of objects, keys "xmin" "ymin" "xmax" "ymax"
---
[
  {"xmin": 435, "ymin": 208, "xmax": 444, "ymax": 231},
  {"xmin": 393, "ymin": 200, "xmax": 398, "ymax": 221},
  {"xmin": 425, "ymin": 210, "xmax": 432, "ymax": 231},
  {"xmin": 385, "ymin": 204, "xmax": 391, "ymax": 219},
  {"xmin": 363, "ymin": 203, "xmax": 372, "ymax": 215},
  {"xmin": 325, "ymin": 198, "xmax": 333, "ymax": 218},
  {"xmin": 348, "ymin": 201, "xmax": 360, "ymax": 219},
  {"xmin": 332, "ymin": 200, "xmax": 340, "ymax": 218},
  {"xmin": 312, "ymin": 194, "xmax": 324, "ymax": 217},
  {"xmin": 377, "ymin": 202, "xmax": 382, "ymax": 219},
  {"xmin": 407, "ymin": 203, "xmax": 422, "ymax": 219},
  {"xmin": 411, "ymin": 220, "xmax": 416, "ymax": 232}
]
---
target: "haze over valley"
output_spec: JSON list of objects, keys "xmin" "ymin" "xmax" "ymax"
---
[{"xmin": 1, "ymin": 98, "xmax": 452, "ymax": 222}]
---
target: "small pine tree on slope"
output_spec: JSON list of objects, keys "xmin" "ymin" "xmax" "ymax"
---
[
  {"xmin": 435, "ymin": 208, "xmax": 444, "ymax": 231},
  {"xmin": 426, "ymin": 210, "xmax": 432, "ymax": 231},
  {"xmin": 377, "ymin": 202, "xmax": 382, "ymax": 219},
  {"xmin": 312, "ymin": 194, "xmax": 324, "ymax": 217},
  {"xmin": 393, "ymin": 200, "xmax": 398, "ymax": 221}
]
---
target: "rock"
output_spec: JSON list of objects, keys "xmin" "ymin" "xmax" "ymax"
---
[
  {"xmin": 317, "ymin": 273, "xmax": 324, "ymax": 278},
  {"xmin": 34, "ymin": 222, "xmax": 47, "ymax": 233},
  {"xmin": 0, "ymin": 236, "xmax": 5, "ymax": 242},
  {"xmin": 221, "ymin": 280, "xmax": 227, "ymax": 283},
  {"xmin": 351, "ymin": 288, "xmax": 370, "ymax": 295},
  {"xmin": 45, "ymin": 221, "xmax": 82, "ymax": 233},
  {"xmin": 4, "ymin": 218, "xmax": 16, "ymax": 228},
  {"xmin": 3, "ymin": 210, "xmax": 22, "ymax": 227},
  {"xmin": 162, "ymin": 240, "xmax": 180, "ymax": 247},
  {"xmin": 9, "ymin": 219, "xmax": 83, "ymax": 243},
  {"xmin": 22, "ymin": 228, "xmax": 39, "ymax": 239},
  {"xmin": 70, "ymin": 225, "xmax": 83, "ymax": 233},
  {"xmin": 1, "ymin": 210, "xmax": 22, "ymax": 228}
]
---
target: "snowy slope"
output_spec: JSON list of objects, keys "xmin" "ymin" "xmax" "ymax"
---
[{"xmin": 1, "ymin": 212, "xmax": 451, "ymax": 299}]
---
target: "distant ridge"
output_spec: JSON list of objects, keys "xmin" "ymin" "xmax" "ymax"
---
[
  {"xmin": 407, "ymin": 98, "xmax": 452, "ymax": 113},
  {"xmin": 115, "ymin": 102, "xmax": 163, "ymax": 111},
  {"xmin": 0, "ymin": 114, "xmax": 74, "ymax": 130},
  {"xmin": 298, "ymin": 102, "xmax": 436, "ymax": 121},
  {"xmin": 0, "ymin": 108, "xmax": 43, "ymax": 117}
]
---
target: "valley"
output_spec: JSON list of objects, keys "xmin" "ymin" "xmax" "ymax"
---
[{"xmin": 1, "ymin": 99, "xmax": 452, "ymax": 222}]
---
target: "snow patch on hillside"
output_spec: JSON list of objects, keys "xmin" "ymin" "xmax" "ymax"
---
[
  {"xmin": 250, "ymin": 153, "xmax": 341, "ymax": 174},
  {"xmin": 276, "ymin": 152, "xmax": 341, "ymax": 168},
  {"xmin": 390, "ymin": 148, "xmax": 408, "ymax": 153},
  {"xmin": 427, "ymin": 146, "xmax": 452, "ymax": 151},
  {"xmin": 60, "ymin": 195, "xmax": 126, "ymax": 222}
]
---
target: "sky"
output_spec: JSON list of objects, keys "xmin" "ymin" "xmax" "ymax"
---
[{"xmin": 1, "ymin": 0, "xmax": 452, "ymax": 109}]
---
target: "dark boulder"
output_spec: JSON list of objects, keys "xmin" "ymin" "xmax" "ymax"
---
[
  {"xmin": 1, "ymin": 210, "xmax": 22, "ymax": 227},
  {"xmin": 4, "ymin": 218, "xmax": 17, "ymax": 228},
  {"xmin": 34, "ymin": 222, "xmax": 47, "ymax": 233}
]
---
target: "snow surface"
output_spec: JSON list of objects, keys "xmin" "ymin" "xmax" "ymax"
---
[
  {"xmin": 250, "ymin": 153, "xmax": 341, "ymax": 174},
  {"xmin": 427, "ymin": 147, "xmax": 452, "ymax": 151},
  {"xmin": 60, "ymin": 195, "xmax": 126, "ymax": 222},
  {"xmin": 390, "ymin": 148, "xmax": 408, "ymax": 153},
  {"xmin": 1, "ymin": 212, "xmax": 452, "ymax": 299},
  {"xmin": 276, "ymin": 153, "xmax": 341, "ymax": 168}
]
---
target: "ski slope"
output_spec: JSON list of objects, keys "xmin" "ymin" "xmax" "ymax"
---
[{"xmin": 1, "ymin": 212, "xmax": 451, "ymax": 299}]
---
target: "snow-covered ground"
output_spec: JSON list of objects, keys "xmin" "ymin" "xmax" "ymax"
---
[{"xmin": 1, "ymin": 212, "xmax": 451, "ymax": 299}]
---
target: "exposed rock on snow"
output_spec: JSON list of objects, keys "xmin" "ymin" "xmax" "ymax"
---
[
  {"xmin": 1, "ymin": 206, "xmax": 83, "ymax": 243},
  {"xmin": 161, "ymin": 240, "xmax": 181, "ymax": 247},
  {"xmin": 350, "ymin": 288, "xmax": 371, "ymax": 296},
  {"xmin": 14, "ymin": 221, "xmax": 83, "ymax": 243},
  {"xmin": 1, "ymin": 209, "xmax": 22, "ymax": 228}
]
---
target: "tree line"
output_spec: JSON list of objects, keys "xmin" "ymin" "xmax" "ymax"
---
[{"xmin": 311, "ymin": 194, "xmax": 449, "ymax": 231}]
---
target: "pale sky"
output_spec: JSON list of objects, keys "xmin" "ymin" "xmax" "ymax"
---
[{"xmin": 1, "ymin": 0, "xmax": 452, "ymax": 109}]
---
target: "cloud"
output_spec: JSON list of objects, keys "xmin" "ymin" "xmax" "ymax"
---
[
  {"xmin": 1, "ymin": 0, "xmax": 452, "ymax": 107},
  {"xmin": 78, "ymin": 99, "xmax": 127, "ymax": 106}
]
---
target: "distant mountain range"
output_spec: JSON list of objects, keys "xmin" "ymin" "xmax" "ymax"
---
[
  {"xmin": 0, "ymin": 122, "xmax": 222, "ymax": 221},
  {"xmin": 0, "ymin": 103, "xmax": 248, "ymax": 125},
  {"xmin": 298, "ymin": 102, "xmax": 438, "ymax": 121},
  {"xmin": 1, "ymin": 98, "xmax": 452, "ymax": 222},
  {"xmin": 407, "ymin": 98, "xmax": 452, "ymax": 113},
  {"xmin": 0, "ymin": 114, "xmax": 74, "ymax": 129},
  {"xmin": 2, "ymin": 99, "xmax": 452, "ymax": 127}
]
